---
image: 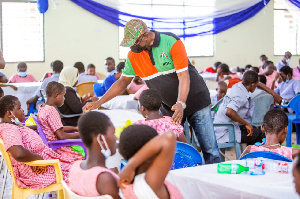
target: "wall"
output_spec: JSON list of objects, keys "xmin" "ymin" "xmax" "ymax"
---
[{"xmin": 2, "ymin": 0, "xmax": 300, "ymax": 79}]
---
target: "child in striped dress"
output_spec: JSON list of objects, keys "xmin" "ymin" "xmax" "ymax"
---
[
  {"xmin": 68, "ymin": 111, "xmax": 119, "ymax": 198},
  {"xmin": 134, "ymin": 89, "xmax": 187, "ymax": 143},
  {"xmin": 241, "ymin": 109, "xmax": 300, "ymax": 160},
  {"xmin": 118, "ymin": 125, "xmax": 183, "ymax": 199},
  {"xmin": 0, "ymin": 95, "xmax": 75, "ymax": 189},
  {"xmin": 37, "ymin": 82, "xmax": 83, "ymax": 161}
]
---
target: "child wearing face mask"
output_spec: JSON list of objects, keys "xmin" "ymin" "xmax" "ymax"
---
[
  {"xmin": 0, "ymin": 95, "xmax": 76, "ymax": 189},
  {"xmin": 8, "ymin": 62, "xmax": 36, "ymax": 83},
  {"xmin": 273, "ymin": 66, "xmax": 300, "ymax": 107},
  {"xmin": 134, "ymin": 89, "xmax": 188, "ymax": 143},
  {"xmin": 37, "ymin": 81, "xmax": 83, "ymax": 161},
  {"xmin": 68, "ymin": 111, "xmax": 120, "ymax": 198}
]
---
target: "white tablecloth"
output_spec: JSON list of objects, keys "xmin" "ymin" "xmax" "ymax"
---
[
  {"xmin": 200, "ymin": 73, "xmax": 217, "ymax": 81},
  {"xmin": 101, "ymin": 94, "xmax": 138, "ymax": 110},
  {"xmin": 2, "ymin": 82, "xmax": 42, "ymax": 115},
  {"xmin": 166, "ymin": 160, "xmax": 298, "ymax": 199}
]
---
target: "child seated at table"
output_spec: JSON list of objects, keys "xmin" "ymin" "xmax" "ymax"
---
[
  {"xmin": 37, "ymin": 81, "xmax": 83, "ymax": 161},
  {"xmin": 260, "ymin": 61, "xmax": 277, "ymax": 89},
  {"xmin": 211, "ymin": 81, "xmax": 227, "ymax": 106},
  {"xmin": 68, "ymin": 111, "xmax": 119, "ymax": 198},
  {"xmin": 119, "ymin": 125, "xmax": 183, "ymax": 198},
  {"xmin": 134, "ymin": 89, "xmax": 187, "ymax": 143},
  {"xmin": 216, "ymin": 63, "xmax": 240, "ymax": 82},
  {"xmin": 293, "ymin": 152, "xmax": 300, "ymax": 195},
  {"xmin": 273, "ymin": 66, "xmax": 300, "ymax": 106},
  {"xmin": 8, "ymin": 62, "xmax": 36, "ymax": 83},
  {"xmin": 241, "ymin": 109, "xmax": 300, "ymax": 159},
  {"xmin": 0, "ymin": 95, "xmax": 75, "ymax": 189}
]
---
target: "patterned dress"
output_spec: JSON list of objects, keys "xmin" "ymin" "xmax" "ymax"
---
[
  {"xmin": 0, "ymin": 123, "xmax": 74, "ymax": 189},
  {"xmin": 37, "ymin": 105, "xmax": 83, "ymax": 161},
  {"xmin": 250, "ymin": 145, "xmax": 293, "ymax": 160},
  {"xmin": 134, "ymin": 116, "xmax": 183, "ymax": 137},
  {"xmin": 68, "ymin": 160, "xmax": 119, "ymax": 197}
]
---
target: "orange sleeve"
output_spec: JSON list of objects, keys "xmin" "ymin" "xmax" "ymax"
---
[{"xmin": 170, "ymin": 40, "xmax": 189, "ymax": 72}]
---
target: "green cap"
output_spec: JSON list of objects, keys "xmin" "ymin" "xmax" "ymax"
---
[{"xmin": 120, "ymin": 19, "xmax": 148, "ymax": 47}]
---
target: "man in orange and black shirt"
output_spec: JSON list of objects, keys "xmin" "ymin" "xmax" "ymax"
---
[{"xmin": 84, "ymin": 19, "xmax": 221, "ymax": 164}]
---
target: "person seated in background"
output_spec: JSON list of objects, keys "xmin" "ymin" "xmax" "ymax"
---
[
  {"xmin": 74, "ymin": 62, "xmax": 97, "ymax": 84},
  {"xmin": 0, "ymin": 95, "xmax": 76, "ymax": 189},
  {"xmin": 27, "ymin": 60, "xmax": 63, "ymax": 110},
  {"xmin": 259, "ymin": 54, "xmax": 268, "ymax": 69},
  {"xmin": 40, "ymin": 61, "xmax": 55, "ymax": 82},
  {"xmin": 216, "ymin": 63, "xmax": 240, "ymax": 82},
  {"xmin": 273, "ymin": 66, "xmax": 300, "ymax": 106},
  {"xmin": 134, "ymin": 89, "xmax": 188, "ymax": 143},
  {"xmin": 104, "ymin": 57, "xmax": 117, "ymax": 76},
  {"xmin": 58, "ymin": 66, "xmax": 97, "ymax": 126},
  {"xmin": 250, "ymin": 66, "xmax": 259, "ymax": 74},
  {"xmin": 134, "ymin": 84, "xmax": 149, "ymax": 100},
  {"xmin": 68, "ymin": 111, "xmax": 119, "ymax": 198},
  {"xmin": 260, "ymin": 61, "xmax": 277, "ymax": 89},
  {"xmin": 87, "ymin": 64, "xmax": 100, "ymax": 80},
  {"xmin": 202, "ymin": 61, "xmax": 222, "ymax": 73},
  {"xmin": 276, "ymin": 51, "xmax": 292, "ymax": 72},
  {"xmin": 93, "ymin": 62, "xmax": 125, "ymax": 97},
  {"xmin": 37, "ymin": 82, "xmax": 83, "ymax": 161},
  {"xmin": 244, "ymin": 64, "xmax": 252, "ymax": 72},
  {"xmin": 119, "ymin": 125, "xmax": 183, "ymax": 198},
  {"xmin": 0, "ymin": 71, "xmax": 8, "ymax": 83},
  {"xmin": 211, "ymin": 81, "xmax": 227, "ymax": 106},
  {"xmin": 241, "ymin": 109, "xmax": 299, "ymax": 159},
  {"xmin": 126, "ymin": 76, "xmax": 145, "ymax": 94},
  {"xmin": 0, "ymin": 50, "xmax": 5, "ymax": 69},
  {"xmin": 214, "ymin": 71, "xmax": 265, "ymax": 145},
  {"xmin": 293, "ymin": 153, "xmax": 300, "ymax": 195},
  {"xmin": 8, "ymin": 62, "xmax": 36, "ymax": 83},
  {"xmin": 292, "ymin": 59, "xmax": 300, "ymax": 80}
]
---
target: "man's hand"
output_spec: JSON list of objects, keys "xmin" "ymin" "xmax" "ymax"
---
[
  {"xmin": 273, "ymin": 93, "xmax": 282, "ymax": 105},
  {"xmin": 171, "ymin": 103, "xmax": 184, "ymax": 124},
  {"xmin": 82, "ymin": 101, "xmax": 100, "ymax": 113},
  {"xmin": 245, "ymin": 123, "xmax": 253, "ymax": 136}
]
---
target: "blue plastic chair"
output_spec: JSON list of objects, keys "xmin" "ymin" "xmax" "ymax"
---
[
  {"xmin": 171, "ymin": 142, "xmax": 203, "ymax": 170},
  {"xmin": 281, "ymin": 95, "xmax": 300, "ymax": 147},
  {"xmin": 239, "ymin": 151, "xmax": 292, "ymax": 162},
  {"xmin": 250, "ymin": 92, "xmax": 273, "ymax": 127}
]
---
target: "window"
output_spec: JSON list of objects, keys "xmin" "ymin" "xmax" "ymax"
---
[
  {"xmin": 118, "ymin": 1, "xmax": 214, "ymax": 59},
  {"xmin": 274, "ymin": 0, "xmax": 300, "ymax": 55},
  {"xmin": 1, "ymin": 1, "xmax": 44, "ymax": 62}
]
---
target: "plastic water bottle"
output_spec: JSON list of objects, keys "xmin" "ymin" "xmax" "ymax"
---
[
  {"xmin": 264, "ymin": 161, "xmax": 289, "ymax": 173},
  {"xmin": 245, "ymin": 158, "xmax": 265, "ymax": 175},
  {"xmin": 217, "ymin": 163, "xmax": 249, "ymax": 174}
]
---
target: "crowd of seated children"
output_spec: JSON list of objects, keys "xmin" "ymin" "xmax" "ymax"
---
[
  {"xmin": 260, "ymin": 61, "xmax": 277, "ymax": 89},
  {"xmin": 134, "ymin": 89, "xmax": 188, "ymax": 143},
  {"xmin": 273, "ymin": 66, "xmax": 300, "ymax": 107},
  {"xmin": 8, "ymin": 62, "xmax": 36, "ymax": 83},
  {"xmin": 68, "ymin": 111, "xmax": 119, "ymax": 198},
  {"xmin": 126, "ymin": 76, "xmax": 145, "ymax": 94},
  {"xmin": 202, "ymin": 61, "xmax": 222, "ymax": 73},
  {"xmin": 94, "ymin": 62, "xmax": 125, "ymax": 97},
  {"xmin": 214, "ymin": 71, "xmax": 266, "ymax": 145},
  {"xmin": 0, "ymin": 95, "xmax": 75, "ymax": 189},
  {"xmin": 241, "ymin": 109, "xmax": 300, "ymax": 160},
  {"xmin": 37, "ymin": 81, "xmax": 83, "ymax": 161},
  {"xmin": 26, "ymin": 60, "xmax": 63, "ymax": 111},
  {"xmin": 211, "ymin": 81, "xmax": 227, "ymax": 106},
  {"xmin": 58, "ymin": 66, "xmax": 97, "ymax": 126},
  {"xmin": 74, "ymin": 62, "xmax": 97, "ymax": 84},
  {"xmin": 119, "ymin": 125, "xmax": 183, "ymax": 198},
  {"xmin": 87, "ymin": 64, "xmax": 100, "ymax": 80}
]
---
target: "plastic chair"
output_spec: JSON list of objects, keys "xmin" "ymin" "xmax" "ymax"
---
[
  {"xmin": 281, "ymin": 95, "xmax": 300, "ymax": 147},
  {"xmin": 249, "ymin": 92, "xmax": 273, "ymax": 127},
  {"xmin": 61, "ymin": 180, "xmax": 112, "ymax": 199},
  {"xmin": 40, "ymin": 89, "xmax": 47, "ymax": 102},
  {"xmin": 239, "ymin": 151, "xmax": 292, "ymax": 162},
  {"xmin": 0, "ymin": 138, "xmax": 64, "ymax": 199},
  {"xmin": 30, "ymin": 114, "xmax": 87, "ymax": 158},
  {"xmin": 55, "ymin": 106, "xmax": 83, "ymax": 119},
  {"xmin": 76, "ymin": 81, "xmax": 97, "ymax": 97},
  {"xmin": 171, "ymin": 142, "xmax": 203, "ymax": 170}
]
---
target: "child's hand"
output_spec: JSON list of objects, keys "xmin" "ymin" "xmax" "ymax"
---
[
  {"xmin": 33, "ymin": 166, "xmax": 47, "ymax": 174},
  {"xmin": 119, "ymin": 165, "xmax": 135, "ymax": 189},
  {"xmin": 9, "ymin": 85, "xmax": 18, "ymax": 91},
  {"xmin": 245, "ymin": 123, "xmax": 253, "ymax": 137}
]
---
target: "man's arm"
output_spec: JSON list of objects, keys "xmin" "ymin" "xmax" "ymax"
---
[
  {"xmin": 0, "ymin": 51, "xmax": 5, "ymax": 69},
  {"xmin": 226, "ymin": 108, "xmax": 253, "ymax": 136},
  {"xmin": 257, "ymin": 82, "xmax": 282, "ymax": 104},
  {"xmin": 171, "ymin": 70, "xmax": 190, "ymax": 124},
  {"xmin": 83, "ymin": 76, "xmax": 133, "ymax": 112}
]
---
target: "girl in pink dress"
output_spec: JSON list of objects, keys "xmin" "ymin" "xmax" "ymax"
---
[
  {"xmin": 68, "ymin": 111, "xmax": 119, "ymax": 198},
  {"xmin": 134, "ymin": 89, "xmax": 187, "ymax": 143},
  {"xmin": 241, "ymin": 109, "xmax": 300, "ymax": 160},
  {"xmin": 37, "ymin": 81, "xmax": 83, "ymax": 161},
  {"xmin": 0, "ymin": 95, "xmax": 76, "ymax": 189},
  {"xmin": 119, "ymin": 125, "xmax": 183, "ymax": 199}
]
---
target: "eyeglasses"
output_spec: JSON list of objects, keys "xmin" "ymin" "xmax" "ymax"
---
[{"xmin": 133, "ymin": 34, "xmax": 145, "ymax": 46}]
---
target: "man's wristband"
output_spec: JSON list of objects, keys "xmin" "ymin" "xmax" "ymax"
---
[{"xmin": 176, "ymin": 101, "xmax": 186, "ymax": 109}]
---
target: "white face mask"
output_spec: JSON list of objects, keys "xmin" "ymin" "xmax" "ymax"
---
[
  {"xmin": 10, "ymin": 112, "xmax": 21, "ymax": 125},
  {"xmin": 97, "ymin": 135, "xmax": 111, "ymax": 159},
  {"xmin": 286, "ymin": 58, "xmax": 291, "ymax": 63}
]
